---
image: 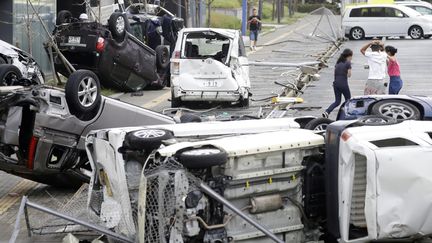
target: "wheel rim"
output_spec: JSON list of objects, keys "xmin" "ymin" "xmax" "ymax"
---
[
  {"xmin": 133, "ymin": 129, "xmax": 166, "ymax": 138},
  {"xmin": 116, "ymin": 16, "xmax": 125, "ymax": 34},
  {"xmin": 314, "ymin": 123, "xmax": 328, "ymax": 131},
  {"xmin": 410, "ymin": 27, "xmax": 421, "ymax": 39},
  {"xmin": 352, "ymin": 28, "xmax": 363, "ymax": 40},
  {"xmin": 378, "ymin": 102, "xmax": 415, "ymax": 120},
  {"xmin": 77, "ymin": 76, "xmax": 98, "ymax": 107},
  {"xmin": 2, "ymin": 71, "xmax": 19, "ymax": 86},
  {"xmin": 182, "ymin": 148, "xmax": 220, "ymax": 156}
]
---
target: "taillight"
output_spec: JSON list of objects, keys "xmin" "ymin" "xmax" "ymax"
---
[
  {"xmin": 174, "ymin": 51, "xmax": 180, "ymax": 59},
  {"xmin": 27, "ymin": 136, "xmax": 38, "ymax": 170},
  {"xmin": 96, "ymin": 37, "xmax": 105, "ymax": 52}
]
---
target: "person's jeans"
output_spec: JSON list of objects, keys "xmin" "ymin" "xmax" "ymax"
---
[
  {"xmin": 389, "ymin": 76, "xmax": 403, "ymax": 94},
  {"xmin": 250, "ymin": 30, "xmax": 258, "ymax": 41},
  {"xmin": 325, "ymin": 84, "xmax": 351, "ymax": 114}
]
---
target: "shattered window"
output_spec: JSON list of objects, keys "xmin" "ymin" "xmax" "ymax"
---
[{"xmin": 183, "ymin": 32, "xmax": 231, "ymax": 62}]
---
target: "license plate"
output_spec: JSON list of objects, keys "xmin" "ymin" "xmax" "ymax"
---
[
  {"xmin": 202, "ymin": 80, "xmax": 220, "ymax": 87},
  {"xmin": 68, "ymin": 36, "xmax": 81, "ymax": 44}
]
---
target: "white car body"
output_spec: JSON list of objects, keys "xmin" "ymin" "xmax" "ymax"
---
[
  {"xmin": 0, "ymin": 39, "xmax": 44, "ymax": 83},
  {"xmin": 397, "ymin": 1, "xmax": 432, "ymax": 15},
  {"xmin": 342, "ymin": 4, "xmax": 432, "ymax": 39},
  {"xmin": 170, "ymin": 28, "xmax": 250, "ymax": 105},
  {"xmin": 337, "ymin": 120, "xmax": 432, "ymax": 242}
]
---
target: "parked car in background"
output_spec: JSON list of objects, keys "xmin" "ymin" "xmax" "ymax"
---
[
  {"xmin": 342, "ymin": 4, "xmax": 432, "ymax": 40},
  {"xmin": 52, "ymin": 3, "xmax": 183, "ymax": 92},
  {"xmin": 0, "ymin": 70, "xmax": 174, "ymax": 187},
  {"xmin": 396, "ymin": 1, "xmax": 432, "ymax": 15},
  {"xmin": 305, "ymin": 95, "xmax": 432, "ymax": 130},
  {"xmin": 170, "ymin": 28, "xmax": 251, "ymax": 107},
  {"xmin": 0, "ymin": 39, "xmax": 44, "ymax": 85}
]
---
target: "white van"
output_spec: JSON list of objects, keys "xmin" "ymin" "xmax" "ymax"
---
[
  {"xmin": 170, "ymin": 28, "xmax": 251, "ymax": 107},
  {"xmin": 397, "ymin": 1, "xmax": 432, "ymax": 15},
  {"xmin": 342, "ymin": 4, "xmax": 432, "ymax": 40}
]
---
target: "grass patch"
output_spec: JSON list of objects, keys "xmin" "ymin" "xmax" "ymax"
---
[
  {"xmin": 212, "ymin": 0, "xmax": 241, "ymax": 8},
  {"xmin": 262, "ymin": 11, "xmax": 307, "ymax": 25},
  {"xmin": 210, "ymin": 12, "xmax": 241, "ymax": 29},
  {"xmin": 101, "ymin": 88, "xmax": 118, "ymax": 97}
]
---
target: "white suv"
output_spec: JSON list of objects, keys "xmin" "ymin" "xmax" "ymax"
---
[
  {"xmin": 342, "ymin": 4, "xmax": 432, "ymax": 40},
  {"xmin": 170, "ymin": 28, "xmax": 251, "ymax": 107}
]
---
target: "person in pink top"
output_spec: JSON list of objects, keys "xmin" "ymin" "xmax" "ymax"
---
[{"xmin": 385, "ymin": 45, "xmax": 403, "ymax": 94}]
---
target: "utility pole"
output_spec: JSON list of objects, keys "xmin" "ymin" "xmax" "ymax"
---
[
  {"xmin": 258, "ymin": 0, "xmax": 263, "ymax": 18},
  {"xmin": 277, "ymin": 0, "xmax": 281, "ymax": 24},
  {"xmin": 177, "ymin": 0, "xmax": 182, "ymax": 17},
  {"xmin": 241, "ymin": 0, "xmax": 247, "ymax": 36}
]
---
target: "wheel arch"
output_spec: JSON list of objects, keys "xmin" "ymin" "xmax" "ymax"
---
[
  {"xmin": 367, "ymin": 98, "xmax": 425, "ymax": 119},
  {"xmin": 408, "ymin": 25, "xmax": 423, "ymax": 35}
]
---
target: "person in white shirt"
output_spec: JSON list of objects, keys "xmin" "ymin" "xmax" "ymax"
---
[{"xmin": 360, "ymin": 40, "xmax": 388, "ymax": 95}]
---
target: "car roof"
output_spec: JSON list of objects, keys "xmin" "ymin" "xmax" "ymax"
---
[{"xmin": 181, "ymin": 28, "xmax": 238, "ymax": 39}]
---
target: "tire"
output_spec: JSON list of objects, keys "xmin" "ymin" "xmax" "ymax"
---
[
  {"xmin": 0, "ymin": 56, "xmax": 6, "ymax": 64},
  {"xmin": 180, "ymin": 113, "xmax": 202, "ymax": 123},
  {"xmin": 349, "ymin": 27, "xmax": 364, "ymax": 40},
  {"xmin": 176, "ymin": 147, "xmax": 228, "ymax": 169},
  {"xmin": 124, "ymin": 129, "xmax": 173, "ymax": 151},
  {"xmin": 171, "ymin": 90, "xmax": 182, "ymax": 108},
  {"xmin": 56, "ymin": 10, "xmax": 72, "ymax": 25},
  {"xmin": 65, "ymin": 70, "xmax": 101, "ymax": 120},
  {"xmin": 370, "ymin": 100, "xmax": 421, "ymax": 121},
  {"xmin": 424, "ymin": 35, "xmax": 431, "ymax": 39},
  {"xmin": 0, "ymin": 64, "xmax": 22, "ymax": 86},
  {"xmin": 409, "ymin": 26, "xmax": 423, "ymax": 40},
  {"xmin": 108, "ymin": 12, "xmax": 128, "ymax": 41},
  {"xmin": 155, "ymin": 45, "xmax": 170, "ymax": 70},
  {"xmin": 356, "ymin": 115, "xmax": 397, "ymax": 126},
  {"xmin": 305, "ymin": 118, "xmax": 334, "ymax": 131}
]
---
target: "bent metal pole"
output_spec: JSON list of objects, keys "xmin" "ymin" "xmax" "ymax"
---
[{"xmin": 199, "ymin": 182, "xmax": 284, "ymax": 243}]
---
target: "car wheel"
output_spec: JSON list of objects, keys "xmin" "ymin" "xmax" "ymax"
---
[
  {"xmin": 356, "ymin": 115, "xmax": 397, "ymax": 126},
  {"xmin": 424, "ymin": 35, "xmax": 431, "ymax": 39},
  {"xmin": 65, "ymin": 70, "xmax": 101, "ymax": 120},
  {"xmin": 370, "ymin": 100, "xmax": 421, "ymax": 121},
  {"xmin": 176, "ymin": 147, "xmax": 228, "ymax": 169},
  {"xmin": 171, "ymin": 90, "xmax": 182, "ymax": 108},
  {"xmin": 0, "ymin": 57, "xmax": 6, "ymax": 64},
  {"xmin": 349, "ymin": 27, "xmax": 364, "ymax": 40},
  {"xmin": 155, "ymin": 45, "xmax": 170, "ymax": 70},
  {"xmin": 108, "ymin": 12, "xmax": 128, "ymax": 41},
  {"xmin": 305, "ymin": 118, "xmax": 334, "ymax": 131},
  {"xmin": 179, "ymin": 113, "xmax": 202, "ymax": 123},
  {"xmin": 56, "ymin": 10, "xmax": 73, "ymax": 25},
  {"xmin": 124, "ymin": 129, "xmax": 173, "ymax": 151},
  {"xmin": 0, "ymin": 64, "xmax": 22, "ymax": 86},
  {"xmin": 409, "ymin": 26, "xmax": 423, "ymax": 40}
]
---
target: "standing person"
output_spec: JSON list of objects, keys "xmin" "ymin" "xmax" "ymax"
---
[
  {"xmin": 248, "ymin": 8, "xmax": 261, "ymax": 51},
  {"xmin": 360, "ymin": 40, "xmax": 388, "ymax": 95},
  {"xmin": 322, "ymin": 49, "xmax": 353, "ymax": 118},
  {"xmin": 385, "ymin": 45, "xmax": 403, "ymax": 94}
]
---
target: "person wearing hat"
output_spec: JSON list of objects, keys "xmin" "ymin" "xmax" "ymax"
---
[{"xmin": 360, "ymin": 40, "xmax": 388, "ymax": 95}]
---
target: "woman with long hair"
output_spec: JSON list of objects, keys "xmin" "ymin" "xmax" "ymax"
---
[
  {"xmin": 322, "ymin": 48, "xmax": 353, "ymax": 118},
  {"xmin": 385, "ymin": 45, "xmax": 403, "ymax": 94}
]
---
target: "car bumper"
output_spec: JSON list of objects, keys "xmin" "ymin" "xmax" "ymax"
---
[{"xmin": 173, "ymin": 86, "xmax": 249, "ymax": 102}]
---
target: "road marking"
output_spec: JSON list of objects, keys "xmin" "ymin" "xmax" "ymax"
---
[
  {"xmin": 141, "ymin": 90, "xmax": 171, "ymax": 109},
  {"xmin": 0, "ymin": 179, "xmax": 38, "ymax": 215}
]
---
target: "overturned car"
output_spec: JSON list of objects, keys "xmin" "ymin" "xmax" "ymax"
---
[
  {"xmin": 86, "ymin": 117, "xmax": 432, "ymax": 242},
  {"xmin": 0, "ymin": 70, "xmax": 174, "ymax": 187},
  {"xmin": 52, "ymin": 3, "xmax": 183, "ymax": 91}
]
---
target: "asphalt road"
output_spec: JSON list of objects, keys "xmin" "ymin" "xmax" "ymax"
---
[{"xmin": 1, "ymin": 15, "xmax": 431, "ymax": 242}]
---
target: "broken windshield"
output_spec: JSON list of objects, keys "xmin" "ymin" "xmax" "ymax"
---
[{"xmin": 183, "ymin": 32, "xmax": 231, "ymax": 63}]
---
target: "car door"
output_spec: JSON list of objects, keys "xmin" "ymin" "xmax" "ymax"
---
[
  {"xmin": 364, "ymin": 7, "xmax": 387, "ymax": 36},
  {"xmin": 383, "ymin": 7, "xmax": 410, "ymax": 35}
]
